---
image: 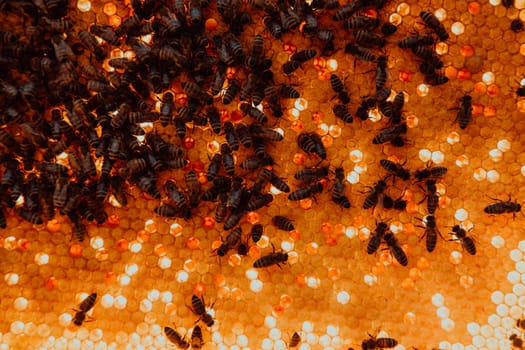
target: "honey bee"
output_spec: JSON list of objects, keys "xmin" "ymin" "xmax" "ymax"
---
[
  {"xmin": 73, "ymin": 293, "xmax": 97, "ymax": 326},
  {"xmin": 253, "ymin": 243, "xmax": 289, "ymax": 268},
  {"xmin": 484, "ymin": 196, "xmax": 522, "ymax": 218},
  {"xmin": 368, "ymin": 222, "xmax": 389, "ymax": 254},
  {"xmin": 449, "ymin": 225, "xmax": 476, "ymax": 255},
  {"xmin": 420, "ymin": 11, "xmax": 449, "ymax": 41},
  {"xmin": 383, "ymin": 233, "xmax": 408, "ymax": 266},
  {"xmin": 164, "ymin": 326, "xmax": 190, "ymax": 349},
  {"xmin": 289, "ymin": 332, "xmax": 301, "ymax": 348},
  {"xmin": 189, "ymin": 294, "xmax": 215, "ymax": 327},
  {"xmin": 420, "ymin": 215, "xmax": 443, "ymax": 253},
  {"xmin": 362, "ymin": 332, "xmax": 398, "ymax": 349},
  {"xmin": 272, "ymin": 215, "xmax": 295, "ymax": 231}
]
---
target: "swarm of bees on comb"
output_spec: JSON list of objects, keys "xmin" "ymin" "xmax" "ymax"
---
[{"xmin": 1, "ymin": 0, "xmax": 525, "ymax": 348}]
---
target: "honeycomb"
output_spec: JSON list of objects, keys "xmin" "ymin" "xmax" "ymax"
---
[{"xmin": 0, "ymin": 0, "xmax": 525, "ymax": 349}]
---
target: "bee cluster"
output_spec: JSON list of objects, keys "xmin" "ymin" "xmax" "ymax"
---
[{"xmin": 0, "ymin": 0, "xmax": 524, "ymax": 348}]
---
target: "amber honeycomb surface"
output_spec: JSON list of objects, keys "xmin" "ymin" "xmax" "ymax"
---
[{"xmin": 1, "ymin": 0, "xmax": 525, "ymax": 349}]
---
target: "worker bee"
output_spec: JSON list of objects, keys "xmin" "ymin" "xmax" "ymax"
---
[
  {"xmin": 420, "ymin": 215, "xmax": 443, "ymax": 253},
  {"xmin": 379, "ymin": 159, "xmax": 410, "ymax": 181},
  {"xmin": 239, "ymin": 103, "xmax": 268, "ymax": 124},
  {"xmin": 282, "ymin": 60, "xmax": 302, "ymax": 75},
  {"xmin": 383, "ymin": 233, "xmax": 408, "ymax": 266},
  {"xmin": 288, "ymin": 182, "xmax": 323, "ymax": 201},
  {"xmin": 253, "ymin": 243, "xmax": 289, "ymax": 268},
  {"xmin": 190, "ymin": 325, "xmax": 204, "ymax": 349},
  {"xmin": 297, "ymin": 132, "xmax": 327, "ymax": 159},
  {"xmin": 354, "ymin": 30, "xmax": 386, "ymax": 48},
  {"xmin": 251, "ymin": 224, "xmax": 263, "ymax": 243},
  {"xmin": 249, "ymin": 124, "xmax": 283, "ymax": 141},
  {"xmin": 510, "ymin": 334, "xmax": 523, "ymax": 349},
  {"xmin": 420, "ymin": 11, "xmax": 450, "ymax": 41},
  {"xmin": 272, "ymin": 215, "xmax": 295, "ymax": 231},
  {"xmin": 329, "ymin": 74, "xmax": 350, "ymax": 104},
  {"xmin": 333, "ymin": 104, "xmax": 353, "ymax": 123},
  {"xmin": 289, "ymin": 332, "xmax": 301, "ymax": 348},
  {"xmin": 294, "ymin": 167, "xmax": 329, "ymax": 183},
  {"xmin": 344, "ymin": 44, "xmax": 376, "ymax": 64},
  {"xmin": 344, "ymin": 16, "xmax": 380, "ymax": 31},
  {"xmin": 449, "ymin": 224, "xmax": 476, "ymax": 255},
  {"xmin": 290, "ymin": 49, "xmax": 317, "ymax": 63},
  {"xmin": 484, "ymin": 196, "xmax": 522, "ymax": 217},
  {"xmin": 73, "ymin": 293, "xmax": 97, "ymax": 326},
  {"xmin": 414, "ymin": 164, "xmax": 448, "ymax": 181},
  {"xmin": 332, "ymin": 167, "xmax": 350, "ymax": 208},
  {"xmin": 372, "ymin": 123, "xmax": 407, "ymax": 145},
  {"xmin": 164, "ymin": 326, "xmax": 190, "ymax": 349},
  {"xmin": 223, "ymin": 78, "xmax": 241, "ymax": 105},
  {"xmin": 362, "ymin": 180, "xmax": 388, "ymax": 210},
  {"xmin": 362, "ymin": 332, "xmax": 398, "ymax": 349},
  {"xmin": 368, "ymin": 221, "xmax": 389, "ymax": 254},
  {"xmin": 456, "ymin": 94, "xmax": 473, "ymax": 130},
  {"xmin": 90, "ymin": 24, "xmax": 120, "ymax": 46},
  {"xmin": 189, "ymin": 294, "xmax": 215, "ymax": 327},
  {"xmin": 333, "ymin": 2, "xmax": 363, "ymax": 21},
  {"xmin": 398, "ymin": 35, "xmax": 435, "ymax": 49}
]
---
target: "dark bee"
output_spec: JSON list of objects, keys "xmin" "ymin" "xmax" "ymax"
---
[
  {"xmin": 449, "ymin": 225, "xmax": 476, "ymax": 255},
  {"xmin": 164, "ymin": 326, "xmax": 190, "ymax": 349},
  {"xmin": 383, "ymin": 233, "xmax": 408, "ymax": 266},
  {"xmin": 333, "ymin": 104, "xmax": 353, "ymax": 123},
  {"xmin": 332, "ymin": 167, "xmax": 350, "ymax": 208},
  {"xmin": 517, "ymin": 318, "xmax": 525, "ymax": 330},
  {"xmin": 264, "ymin": 16, "xmax": 283, "ymax": 39},
  {"xmin": 420, "ymin": 179, "xmax": 439, "ymax": 215},
  {"xmin": 290, "ymin": 49, "xmax": 317, "ymax": 63},
  {"xmin": 375, "ymin": 55, "xmax": 389, "ymax": 91},
  {"xmin": 206, "ymin": 154, "xmax": 222, "ymax": 181},
  {"xmin": 189, "ymin": 294, "xmax": 215, "ymax": 327},
  {"xmin": 251, "ymin": 224, "xmax": 263, "ymax": 243},
  {"xmin": 154, "ymin": 204, "xmax": 180, "ymax": 218},
  {"xmin": 78, "ymin": 30, "xmax": 106, "ymax": 61},
  {"xmin": 223, "ymin": 122, "xmax": 239, "ymax": 151},
  {"xmin": 221, "ymin": 143, "xmax": 235, "ymax": 176},
  {"xmin": 190, "ymin": 325, "xmax": 204, "ymax": 349},
  {"xmin": 344, "ymin": 16, "xmax": 379, "ymax": 30},
  {"xmin": 484, "ymin": 196, "xmax": 522, "ymax": 217},
  {"xmin": 246, "ymin": 193, "xmax": 273, "ymax": 211},
  {"xmin": 379, "ymin": 159, "xmax": 410, "ymax": 181},
  {"xmin": 216, "ymin": 227, "xmax": 243, "ymax": 257},
  {"xmin": 73, "ymin": 293, "xmax": 97, "ymax": 326},
  {"xmin": 215, "ymin": 193, "xmax": 228, "ymax": 223},
  {"xmin": 363, "ymin": 180, "xmax": 387, "ymax": 210},
  {"xmin": 159, "ymin": 92, "xmax": 174, "ymax": 127},
  {"xmin": 362, "ymin": 332, "xmax": 398, "ymax": 349},
  {"xmin": 239, "ymin": 103, "xmax": 268, "ymax": 124},
  {"xmin": 249, "ymin": 124, "xmax": 283, "ymax": 141},
  {"xmin": 381, "ymin": 22, "xmax": 398, "ymax": 36},
  {"xmin": 420, "ymin": 11, "xmax": 449, "ymax": 41},
  {"xmin": 421, "ymin": 215, "xmax": 443, "ymax": 253},
  {"xmin": 15, "ymin": 207, "xmax": 43, "ymax": 225},
  {"xmin": 510, "ymin": 334, "xmax": 524, "ymax": 349},
  {"xmin": 282, "ymin": 60, "xmax": 302, "ymax": 75},
  {"xmin": 288, "ymin": 182, "xmax": 323, "ymax": 201},
  {"xmin": 253, "ymin": 244, "xmax": 288, "ymax": 268},
  {"xmin": 223, "ymin": 79, "xmax": 241, "ymax": 105},
  {"xmin": 297, "ymin": 132, "xmax": 327, "ymax": 159},
  {"xmin": 372, "ymin": 123, "xmax": 407, "ymax": 145},
  {"xmin": 456, "ymin": 95, "xmax": 473, "ymax": 130},
  {"xmin": 51, "ymin": 35, "xmax": 74, "ymax": 62},
  {"xmin": 333, "ymin": 2, "xmax": 363, "ymax": 21},
  {"xmin": 294, "ymin": 167, "xmax": 329, "ymax": 183},
  {"xmin": 367, "ymin": 222, "xmax": 388, "ymax": 254},
  {"xmin": 226, "ymin": 177, "xmax": 244, "ymax": 211},
  {"xmin": 329, "ymin": 74, "xmax": 350, "ymax": 104},
  {"xmin": 354, "ymin": 30, "xmax": 386, "ymax": 48},
  {"xmin": 414, "ymin": 164, "xmax": 448, "ymax": 181},
  {"xmin": 268, "ymin": 172, "xmax": 290, "ymax": 193},
  {"xmin": 398, "ymin": 35, "xmax": 435, "ymax": 48},
  {"xmin": 224, "ymin": 211, "xmax": 244, "ymax": 230},
  {"xmin": 235, "ymin": 123, "xmax": 253, "ymax": 148},
  {"xmin": 344, "ymin": 44, "xmax": 376, "ymax": 64},
  {"xmin": 289, "ymin": 332, "xmax": 301, "ymax": 348},
  {"xmin": 90, "ymin": 24, "xmax": 120, "ymax": 46},
  {"xmin": 165, "ymin": 180, "xmax": 188, "ymax": 210},
  {"xmin": 272, "ymin": 215, "xmax": 294, "ymax": 231}
]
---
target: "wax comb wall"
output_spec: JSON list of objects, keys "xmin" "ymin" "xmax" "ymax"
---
[{"xmin": 0, "ymin": 0, "xmax": 524, "ymax": 349}]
